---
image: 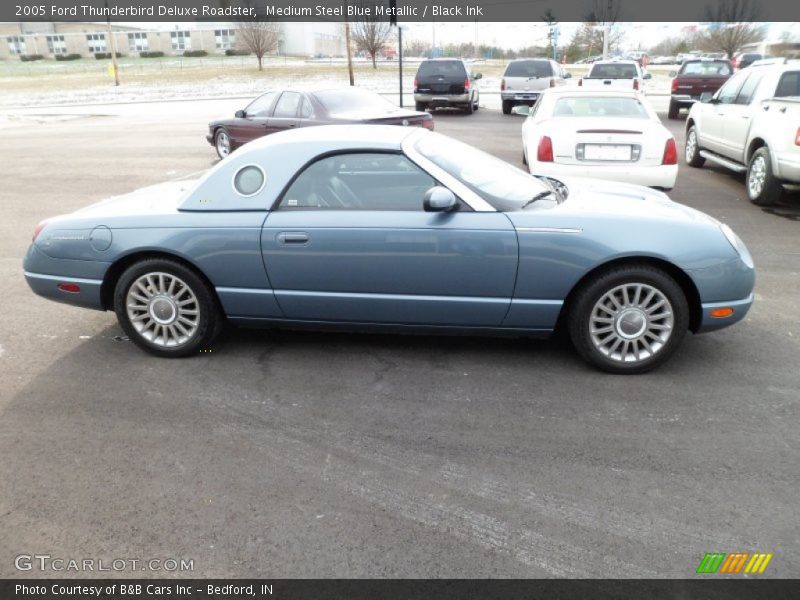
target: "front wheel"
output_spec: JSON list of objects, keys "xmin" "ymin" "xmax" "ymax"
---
[
  {"xmin": 215, "ymin": 128, "xmax": 232, "ymax": 160},
  {"xmin": 114, "ymin": 259, "xmax": 222, "ymax": 358},
  {"xmin": 746, "ymin": 147, "xmax": 783, "ymax": 206},
  {"xmin": 568, "ymin": 265, "xmax": 689, "ymax": 374},
  {"xmin": 684, "ymin": 126, "xmax": 705, "ymax": 168}
]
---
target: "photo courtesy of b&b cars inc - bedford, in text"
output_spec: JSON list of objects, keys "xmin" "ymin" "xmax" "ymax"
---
[{"xmin": 0, "ymin": 0, "xmax": 798, "ymax": 599}]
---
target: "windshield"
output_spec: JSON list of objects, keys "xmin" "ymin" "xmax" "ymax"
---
[
  {"xmin": 314, "ymin": 88, "xmax": 397, "ymax": 114},
  {"xmin": 681, "ymin": 61, "xmax": 732, "ymax": 75},
  {"xmin": 553, "ymin": 96, "xmax": 650, "ymax": 118},
  {"xmin": 588, "ymin": 63, "xmax": 638, "ymax": 78},
  {"xmin": 505, "ymin": 60, "xmax": 553, "ymax": 78},
  {"xmin": 415, "ymin": 132, "xmax": 552, "ymax": 211}
]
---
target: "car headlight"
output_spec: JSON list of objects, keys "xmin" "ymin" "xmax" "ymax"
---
[{"xmin": 720, "ymin": 223, "xmax": 754, "ymax": 268}]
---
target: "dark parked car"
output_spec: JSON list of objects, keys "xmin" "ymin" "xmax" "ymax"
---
[
  {"xmin": 732, "ymin": 52, "xmax": 768, "ymax": 70},
  {"xmin": 413, "ymin": 58, "xmax": 482, "ymax": 114},
  {"xmin": 667, "ymin": 59, "xmax": 733, "ymax": 119},
  {"xmin": 206, "ymin": 87, "xmax": 433, "ymax": 159}
]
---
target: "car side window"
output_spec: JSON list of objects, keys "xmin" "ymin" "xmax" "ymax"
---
[
  {"xmin": 299, "ymin": 95, "xmax": 314, "ymax": 118},
  {"xmin": 715, "ymin": 71, "xmax": 747, "ymax": 104},
  {"xmin": 735, "ymin": 71, "xmax": 765, "ymax": 105},
  {"xmin": 775, "ymin": 71, "xmax": 800, "ymax": 97},
  {"xmin": 273, "ymin": 92, "xmax": 301, "ymax": 118},
  {"xmin": 245, "ymin": 91, "xmax": 278, "ymax": 118},
  {"xmin": 279, "ymin": 153, "xmax": 442, "ymax": 211}
]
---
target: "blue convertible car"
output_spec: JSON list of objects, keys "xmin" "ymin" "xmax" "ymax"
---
[{"xmin": 24, "ymin": 125, "xmax": 754, "ymax": 373}]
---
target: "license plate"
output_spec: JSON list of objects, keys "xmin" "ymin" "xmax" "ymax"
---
[
  {"xmin": 584, "ymin": 144, "xmax": 632, "ymax": 161},
  {"xmin": 515, "ymin": 94, "xmax": 536, "ymax": 100}
]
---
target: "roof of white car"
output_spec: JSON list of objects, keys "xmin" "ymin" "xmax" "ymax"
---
[{"xmin": 591, "ymin": 59, "xmax": 639, "ymax": 65}]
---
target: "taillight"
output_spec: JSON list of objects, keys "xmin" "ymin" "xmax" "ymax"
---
[
  {"xmin": 464, "ymin": 77, "xmax": 471, "ymax": 91},
  {"xmin": 423, "ymin": 118, "xmax": 434, "ymax": 131},
  {"xmin": 32, "ymin": 219, "xmax": 49, "ymax": 242},
  {"xmin": 413, "ymin": 77, "xmax": 418, "ymax": 92},
  {"xmin": 662, "ymin": 138, "xmax": 678, "ymax": 165},
  {"xmin": 537, "ymin": 136, "xmax": 554, "ymax": 162},
  {"xmin": 795, "ymin": 127, "xmax": 800, "ymax": 146},
  {"xmin": 671, "ymin": 77, "xmax": 679, "ymax": 93},
  {"xmin": 578, "ymin": 78, "xmax": 583, "ymax": 86},
  {"xmin": 500, "ymin": 78, "xmax": 505, "ymax": 91},
  {"xmin": 633, "ymin": 79, "xmax": 639, "ymax": 90}
]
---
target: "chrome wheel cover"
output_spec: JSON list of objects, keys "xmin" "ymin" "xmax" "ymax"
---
[
  {"xmin": 685, "ymin": 130, "xmax": 697, "ymax": 162},
  {"xmin": 126, "ymin": 272, "xmax": 200, "ymax": 348},
  {"xmin": 216, "ymin": 131, "xmax": 230, "ymax": 158},
  {"xmin": 748, "ymin": 155, "xmax": 766, "ymax": 198},
  {"xmin": 590, "ymin": 283, "xmax": 674, "ymax": 363}
]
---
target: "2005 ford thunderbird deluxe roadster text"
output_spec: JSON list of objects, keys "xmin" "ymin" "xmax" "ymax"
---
[{"xmin": 24, "ymin": 126, "xmax": 754, "ymax": 373}]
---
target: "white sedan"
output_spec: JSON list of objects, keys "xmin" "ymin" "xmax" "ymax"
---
[{"xmin": 518, "ymin": 88, "xmax": 678, "ymax": 190}]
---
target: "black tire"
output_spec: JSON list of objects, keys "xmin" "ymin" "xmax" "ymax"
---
[
  {"xmin": 473, "ymin": 93, "xmax": 480, "ymax": 111},
  {"xmin": 684, "ymin": 126, "xmax": 705, "ymax": 168},
  {"xmin": 667, "ymin": 99, "xmax": 679, "ymax": 120},
  {"xmin": 114, "ymin": 258, "xmax": 222, "ymax": 358},
  {"xmin": 568, "ymin": 265, "xmax": 689, "ymax": 374},
  {"xmin": 502, "ymin": 100, "xmax": 513, "ymax": 115},
  {"xmin": 746, "ymin": 146, "xmax": 783, "ymax": 206},
  {"xmin": 522, "ymin": 148, "xmax": 528, "ymax": 166},
  {"xmin": 463, "ymin": 99, "xmax": 474, "ymax": 115},
  {"xmin": 415, "ymin": 101, "xmax": 426, "ymax": 112}
]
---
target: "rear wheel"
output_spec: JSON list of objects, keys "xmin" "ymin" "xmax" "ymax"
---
[
  {"xmin": 667, "ymin": 99, "xmax": 679, "ymax": 120},
  {"xmin": 473, "ymin": 93, "xmax": 480, "ymax": 111},
  {"xmin": 568, "ymin": 265, "xmax": 689, "ymax": 374},
  {"xmin": 522, "ymin": 148, "xmax": 528, "ymax": 166},
  {"xmin": 114, "ymin": 258, "xmax": 222, "ymax": 358},
  {"xmin": 746, "ymin": 147, "xmax": 783, "ymax": 206},
  {"xmin": 463, "ymin": 99, "xmax": 474, "ymax": 115},
  {"xmin": 415, "ymin": 101, "xmax": 427, "ymax": 112},
  {"xmin": 502, "ymin": 100, "xmax": 513, "ymax": 115},
  {"xmin": 684, "ymin": 126, "xmax": 705, "ymax": 168}
]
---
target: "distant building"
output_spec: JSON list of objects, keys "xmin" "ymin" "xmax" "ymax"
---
[{"xmin": 0, "ymin": 22, "xmax": 345, "ymax": 60}]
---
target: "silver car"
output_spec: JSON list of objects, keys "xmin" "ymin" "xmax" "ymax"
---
[{"xmin": 501, "ymin": 58, "xmax": 571, "ymax": 114}]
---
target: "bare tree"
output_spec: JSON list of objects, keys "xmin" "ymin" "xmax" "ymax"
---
[
  {"xmin": 698, "ymin": 0, "xmax": 765, "ymax": 59},
  {"xmin": 236, "ymin": 1, "xmax": 282, "ymax": 71},
  {"xmin": 584, "ymin": 0, "xmax": 622, "ymax": 58},
  {"xmin": 349, "ymin": 1, "xmax": 392, "ymax": 68}
]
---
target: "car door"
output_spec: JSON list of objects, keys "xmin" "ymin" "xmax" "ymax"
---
[
  {"xmin": 702, "ymin": 70, "xmax": 748, "ymax": 154},
  {"xmin": 260, "ymin": 152, "xmax": 519, "ymax": 326},
  {"xmin": 716, "ymin": 70, "xmax": 765, "ymax": 160},
  {"xmin": 229, "ymin": 91, "xmax": 278, "ymax": 146},
  {"xmin": 268, "ymin": 91, "xmax": 302, "ymax": 133}
]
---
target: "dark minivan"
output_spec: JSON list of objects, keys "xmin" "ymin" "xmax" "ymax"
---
[{"xmin": 413, "ymin": 59, "xmax": 482, "ymax": 114}]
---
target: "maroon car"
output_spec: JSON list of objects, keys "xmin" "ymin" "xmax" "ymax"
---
[
  {"xmin": 206, "ymin": 88, "xmax": 434, "ymax": 159},
  {"xmin": 668, "ymin": 59, "xmax": 733, "ymax": 119}
]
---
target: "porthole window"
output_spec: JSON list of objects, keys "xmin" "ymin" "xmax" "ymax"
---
[{"xmin": 233, "ymin": 165, "xmax": 265, "ymax": 197}]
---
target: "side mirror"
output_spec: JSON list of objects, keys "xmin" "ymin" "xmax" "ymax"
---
[
  {"xmin": 472, "ymin": 72, "xmax": 482, "ymax": 80},
  {"xmin": 668, "ymin": 70, "xmax": 677, "ymax": 78},
  {"xmin": 423, "ymin": 186, "xmax": 457, "ymax": 212},
  {"xmin": 235, "ymin": 109, "xmax": 246, "ymax": 118},
  {"xmin": 643, "ymin": 72, "xmax": 652, "ymax": 80},
  {"xmin": 511, "ymin": 105, "xmax": 531, "ymax": 116},
  {"xmin": 564, "ymin": 71, "xmax": 572, "ymax": 79}
]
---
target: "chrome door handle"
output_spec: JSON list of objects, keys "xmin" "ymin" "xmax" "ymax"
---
[{"xmin": 277, "ymin": 232, "xmax": 309, "ymax": 245}]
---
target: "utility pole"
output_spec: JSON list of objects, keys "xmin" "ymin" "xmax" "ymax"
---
[
  {"xmin": 390, "ymin": 0, "xmax": 403, "ymax": 106},
  {"xmin": 105, "ymin": 0, "xmax": 119, "ymax": 86}
]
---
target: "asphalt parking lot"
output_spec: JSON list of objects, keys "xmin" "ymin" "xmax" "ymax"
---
[{"xmin": 0, "ymin": 100, "xmax": 798, "ymax": 578}]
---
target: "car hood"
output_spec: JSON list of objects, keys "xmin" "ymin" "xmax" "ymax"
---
[{"xmin": 532, "ymin": 176, "xmax": 721, "ymax": 226}]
